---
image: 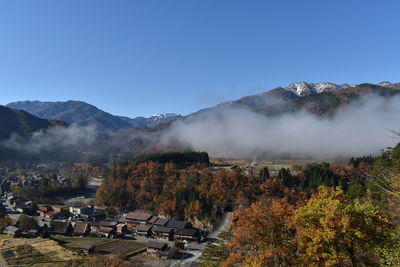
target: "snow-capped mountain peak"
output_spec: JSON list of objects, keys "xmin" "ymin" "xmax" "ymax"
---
[
  {"xmin": 286, "ymin": 82, "xmax": 351, "ymax": 96},
  {"xmin": 146, "ymin": 113, "xmax": 181, "ymax": 119}
]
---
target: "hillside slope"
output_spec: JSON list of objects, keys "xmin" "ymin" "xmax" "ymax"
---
[
  {"xmin": 0, "ymin": 105, "xmax": 64, "ymax": 140},
  {"xmin": 7, "ymin": 100, "xmax": 182, "ymax": 133}
]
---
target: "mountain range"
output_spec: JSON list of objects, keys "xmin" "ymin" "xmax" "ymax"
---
[
  {"xmin": 0, "ymin": 106, "xmax": 66, "ymax": 140},
  {"xmin": 1, "ymin": 81, "xmax": 400, "ymax": 161},
  {"xmin": 187, "ymin": 81, "xmax": 400, "ymax": 119},
  {"xmin": 6, "ymin": 100, "xmax": 182, "ymax": 133}
]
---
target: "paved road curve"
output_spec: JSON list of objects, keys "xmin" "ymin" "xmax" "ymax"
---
[{"xmin": 171, "ymin": 212, "xmax": 233, "ymax": 266}]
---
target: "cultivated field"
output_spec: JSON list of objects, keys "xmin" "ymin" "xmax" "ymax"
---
[
  {"xmin": 52, "ymin": 236, "xmax": 147, "ymax": 258},
  {"xmin": 0, "ymin": 237, "xmax": 77, "ymax": 266},
  {"xmin": 95, "ymin": 240, "xmax": 147, "ymax": 256},
  {"xmin": 52, "ymin": 236, "xmax": 112, "ymax": 249}
]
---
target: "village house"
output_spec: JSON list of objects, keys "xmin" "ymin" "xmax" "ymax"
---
[
  {"xmin": 50, "ymin": 221, "xmax": 74, "ymax": 236},
  {"xmin": 116, "ymin": 223, "xmax": 128, "ymax": 235},
  {"xmin": 5, "ymin": 226, "xmax": 22, "ymax": 238},
  {"xmin": 151, "ymin": 226, "xmax": 174, "ymax": 241},
  {"xmin": 147, "ymin": 240, "xmax": 173, "ymax": 259},
  {"xmin": 148, "ymin": 216, "xmax": 159, "ymax": 224},
  {"xmin": 97, "ymin": 227, "xmax": 115, "ymax": 238},
  {"xmin": 73, "ymin": 222, "xmax": 91, "ymax": 237},
  {"xmin": 69, "ymin": 205, "xmax": 94, "ymax": 219},
  {"xmin": 89, "ymin": 221, "xmax": 118, "ymax": 232},
  {"xmin": 37, "ymin": 205, "xmax": 70, "ymax": 220},
  {"xmin": 166, "ymin": 219, "xmax": 192, "ymax": 231},
  {"xmin": 125, "ymin": 212, "xmax": 153, "ymax": 226},
  {"xmin": 175, "ymin": 228, "xmax": 201, "ymax": 243},
  {"xmin": 15, "ymin": 200, "xmax": 35, "ymax": 214},
  {"xmin": 153, "ymin": 217, "xmax": 170, "ymax": 227},
  {"xmin": 136, "ymin": 225, "xmax": 152, "ymax": 237}
]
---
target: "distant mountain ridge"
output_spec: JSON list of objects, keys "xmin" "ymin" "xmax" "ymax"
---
[
  {"xmin": 189, "ymin": 81, "xmax": 399, "ymax": 117},
  {"xmin": 0, "ymin": 105, "xmax": 65, "ymax": 140},
  {"xmin": 6, "ymin": 100, "xmax": 182, "ymax": 133},
  {"xmin": 6, "ymin": 81, "xmax": 400, "ymax": 135}
]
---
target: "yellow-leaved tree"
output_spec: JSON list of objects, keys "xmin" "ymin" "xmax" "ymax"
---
[{"xmin": 293, "ymin": 186, "xmax": 393, "ymax": 267}]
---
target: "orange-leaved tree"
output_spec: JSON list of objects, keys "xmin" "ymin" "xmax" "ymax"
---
[{"xmin": 222, "ymin": 199, "xmax": 295, "ymax": 267}]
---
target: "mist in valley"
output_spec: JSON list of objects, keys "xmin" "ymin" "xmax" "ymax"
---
[{"xmin": 163, "ymin": 94, "xmax": 400, "ymax": 160}]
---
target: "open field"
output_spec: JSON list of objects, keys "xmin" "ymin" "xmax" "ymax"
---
[
  {"xmin": 0, "ymin": 238, "xmax": 77, "ymax": 266},
  {"xmin": 211, "ymin": 158, "xmax": 337, "ymax": 175},
  {"xmin": 52, "ymin": 236, "xmax": 112, "ymax": 249},
  {"xmin": 95, "ymin": 240, "xmax": 147, "ymax": 256},
  {"xmin": 53, "ymin": 236, "xmax": 147, "ymax": 258}
]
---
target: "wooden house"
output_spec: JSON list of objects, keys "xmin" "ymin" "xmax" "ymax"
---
[
  {"xmin": 166, "ymin": 219, "xmax": 191, "ymax": 231},
  {"xmin": 175, "ymin": 228, "xmax": 201, "ymax": 243},
  {"xmin": 147, "ymin": 241, "xmax": 173, "ymax": 259},
  {"xmin": 50, "ymin": 221, "xmax": 74, "ymax": 236},
  {"xmin": 151, "ymin": 226, "xmax": 174, "ymax": 241},
  {"xmin": 97, "ymin": 227, "xmax": 115, "ymax": 238},
  {"xmin": 125, "ymin": 212, "xmax": 153, "ymax": 226},
  {"xmin": 73, "ymin": 222, "xmax": 91, "ymax": 237},
  {"xmin": 136, "ymin": 225, "xmax": 152, "ymax": 237},
  {"xmin": 153, "ymin": 217, "xmax": 169, "ymax": 227}
]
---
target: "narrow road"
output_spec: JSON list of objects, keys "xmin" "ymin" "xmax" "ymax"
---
[
  {"xmin": 171, "ymin": 212, "xmax": 233, "ymax": 266},
  {"xmin": 208, "ymin": 212, "xmax": 232, "ymax": 240}
]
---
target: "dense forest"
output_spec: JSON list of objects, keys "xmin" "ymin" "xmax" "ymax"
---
[
  {"xmin": 96, "ymin": 146, "xmax": 400, "ymax": 266},
  {"xmin": 203, "ymin": 144, "xmax": 400, "ymax": 267}
]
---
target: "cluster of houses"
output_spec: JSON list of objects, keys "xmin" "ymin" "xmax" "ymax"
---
[
  {"xmin": 126, "ymin": 212, "xmax": 201, "ymax": 243},
  {"xmin": 2, "ymin": 189, "xmax": 202, "ymax": 260},
  {"xmin": 3, "ymin": 200, "xmax": 202, "ymax": 242}
]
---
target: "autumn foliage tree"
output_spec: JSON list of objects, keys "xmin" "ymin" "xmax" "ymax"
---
[
  {"xmin": 293, "ymin": 186, "xmax": 393, "ymax": 266},
  {"xmin": 223, "ymin": 200, "xmax": 295, "ymax": 267}
]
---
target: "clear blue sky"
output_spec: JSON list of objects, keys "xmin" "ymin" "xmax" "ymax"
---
[{"xmin": 0, "ymin": 0, "xmax": 399, "ymax": 117}]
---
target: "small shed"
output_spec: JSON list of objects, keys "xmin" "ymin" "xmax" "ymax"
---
[
  {"xmin": 147, "ymin": 240, "xmax": 168, "ymax": 253},
  {"xmin": 97, "ymin": 227, "xmax": 115, "ymax": 238},
  {"xmin": 79, "ymin": 244, "xmax": 94, "ymax": 255},
  {"xmin": 28, "ymin": 229, "xmax": 39, "ymax": 237},
  {"xmin": 5, "ymin": 226, "xmax": 22, "ymax": 238}
]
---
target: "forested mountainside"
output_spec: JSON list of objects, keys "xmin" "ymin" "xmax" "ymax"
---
[
  {"xmin": 0, "ymin": 105, "xmax": 66, "ymax": 140},
  {"xmin": 7, "ymin": 100, "xmax": 182, "ymax": 133}
]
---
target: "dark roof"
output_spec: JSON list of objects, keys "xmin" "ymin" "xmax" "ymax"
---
[
  {"xmin": 176, "ymin": 228, "xmax": 199, "ymax": 237},
  {"xmin": 136, "ymin": 225, "xmax": 152, "ymax": 232},
  {"xmin": 152, "ymin": 226, "xmax": 173, "ymax": 233},
  {"xmin": 74, "ymin": 222, "xmax": 90, "ymax": 234},
  {"xmin": 47, "ymin": 210, "xmax": 61, "ymax": 216},
  {"xmin": 157, "ymin": 249, "xmax": 172, "ymax": 256},
  {"xmin": 149, "ymin": 216, "xmax": 159, "ymax": 224},
  {"xmin": 50, "ymin": 221, "xmax": 72, "ymax": 234},
  {"xmin": 90, "ymin": 221, "xmax": 117, "ymax": 227},
  {"xmin": 80, "ymin": 244, "xmax": 94, "ymax": 250},
  {"xmin": 154, "ymin": 218, "xmax": 169, "ymax": 226},
  {"xmin": 98, "ymin": 227, "xmax": 114, "ymax": 233},
  {"xmin": 166, "ymin": 219, "xmax": 189, "ymax": 229},
  {"xmin": 148, "ymin": 240, "xmax": 168, "ymax": 250},
  {"xmin": 125, "ymin": 212, "xmax": 153, "ymax": 221},
  {"xmin": 5, "ymin": 226, "xmax": 20, "ymax": 233}
]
